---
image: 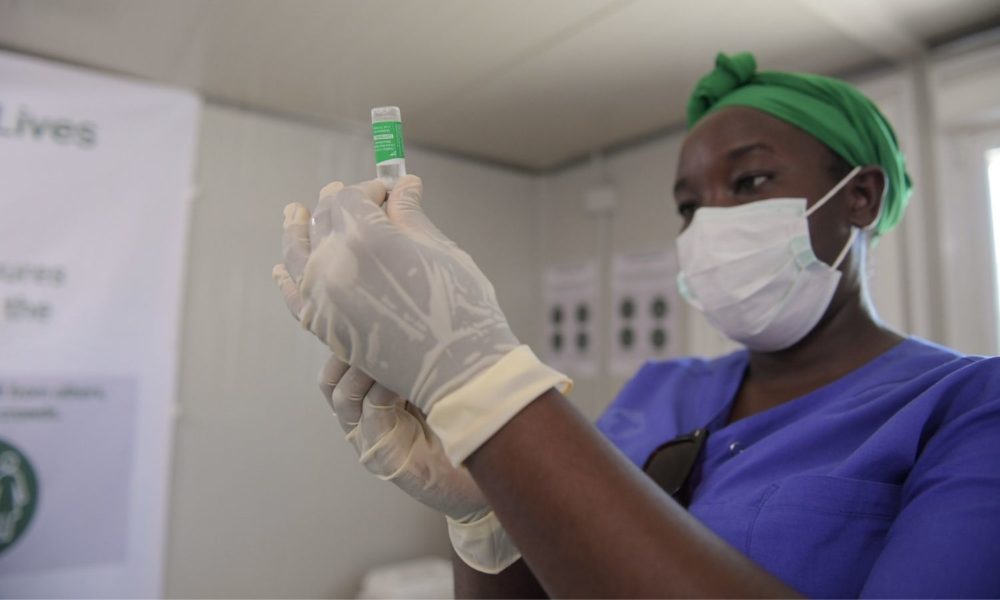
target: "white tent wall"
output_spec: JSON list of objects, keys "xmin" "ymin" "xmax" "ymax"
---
[
  {"xmin": 167, "ymin": 103, "xmax": 540, "ymax": 597},
  {"xmin": 928, "ymin": 42, "xmax": 1000, "ymax": 357},
  {"xmin": 534, "ymin": 133, "xmax": 701, "ymax": 421}
]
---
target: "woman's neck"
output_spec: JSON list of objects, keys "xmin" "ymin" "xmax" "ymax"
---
[{"xmin": 731, "ymin": 288, "xmax": 905, "ymax": 422}]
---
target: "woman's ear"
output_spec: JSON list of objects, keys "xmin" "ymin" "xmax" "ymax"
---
[{"xmin": 849, "ymin": 166, "xmax": 886, "ymax": 230}]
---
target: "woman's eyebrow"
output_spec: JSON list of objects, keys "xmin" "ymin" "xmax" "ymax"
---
[
  {"xmin": 727, "ymin": 142, "xmax": 775, "ymax": 161},
  {"xmin": 673, "ymin": 142, "xmax": 777, "ymax": 197}
]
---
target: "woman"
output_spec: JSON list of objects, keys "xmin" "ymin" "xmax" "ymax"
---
[{"xmin": 274, "ymin": 53, "xmax": 1000, "ymax": 597}]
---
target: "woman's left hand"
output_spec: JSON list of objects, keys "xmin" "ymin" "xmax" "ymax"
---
[
  {"xmin": 272, "ymin": 187, "xmax": 523, "ymax": 573},
  {"xmin": 278, "ymin": 175, "xmax": 520, "ymax": 418}
]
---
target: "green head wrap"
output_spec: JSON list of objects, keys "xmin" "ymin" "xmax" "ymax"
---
[{"xmin": 687, "ymin": 52, "xmax": 912, "ymax": 237}]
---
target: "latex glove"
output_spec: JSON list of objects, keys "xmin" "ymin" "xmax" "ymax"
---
[
  {"xmin": 319, "ymin": 354, "xmax": 520, "ymax": 573},
  {"xmin": 273, "ymin": 188, "xmax": 520, "ymax": 573},
  {"xmin": 287, "ymin": 175, "xmax": 570, "ymax": 464}
]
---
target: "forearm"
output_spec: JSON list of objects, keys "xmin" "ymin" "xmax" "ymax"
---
[
  {"xmin": 452, "ymin": 550, "xmax": 548, "ymax": 599},
  {"xmin": 464, "ymin": 389, "xmax": 800, "ymax": 598}
]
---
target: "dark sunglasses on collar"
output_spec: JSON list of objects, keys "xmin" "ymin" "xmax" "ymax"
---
[{"xmin": 642, "ymin": 428, "xmax": 709, "ymax": 509}]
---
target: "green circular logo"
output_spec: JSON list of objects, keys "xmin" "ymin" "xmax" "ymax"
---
[{"xmin": 0, "ymin": 439, "xmax": 38, "ymax": 555}]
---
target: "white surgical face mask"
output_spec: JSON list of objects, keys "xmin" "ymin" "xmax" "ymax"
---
[{"xmin": 676, "ymin": 166, "xmax": 862, "ymax": 352}]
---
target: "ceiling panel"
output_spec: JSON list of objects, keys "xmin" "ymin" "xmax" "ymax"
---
[
  {"xmin": 191, "ymin": 0, "xmax": 626, "ymax": 126},
  {"xmin": 1, "ymin": 0, "xmax": 999, "ymax": 171},
  {"xmin": 0, "ymin": 0, "xmax": 209, "ymax": 82},
  {"xmin": 411, "ymin": 0, "xmax": 880, "ymax": 168},
  {"xmin": 882, "ymin": 0, "xmax": 1000, "ymax": 42}
]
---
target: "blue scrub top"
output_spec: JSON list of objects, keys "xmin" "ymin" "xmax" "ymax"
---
[{"xmin": 596, "ymin": 337, "xmax": 1000, "ymax": 598}]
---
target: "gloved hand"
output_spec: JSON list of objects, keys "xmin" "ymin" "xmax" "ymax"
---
[
  {"xmin": 283, "ymin": 175, "xmax": 570, "ymax": 465},
  {"xmin": 320, "ymin": 353, "xmax": 520, "ymax": 573},
  {"xmin": 273, "ymin": 184, "xmax": 522, "ymax": 573}
]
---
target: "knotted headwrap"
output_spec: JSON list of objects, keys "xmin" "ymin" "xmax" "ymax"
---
[{"xmin": 687, "ymin": 52, "xmax": 912, "ymax": 236}]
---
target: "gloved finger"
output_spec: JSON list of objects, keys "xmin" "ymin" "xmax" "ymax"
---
[
  {"xmin": 366, "ymin": 383, "xmax": 401, "ymax": 408},
  {"xmin": 385, "ymin": 175, "xmax": 452, "ymax": 247},
  {"xmin": 330, "ymin": 366, "xmax": 375, "ymax": 433},
  {"xmin": 321, "ymin": 182, "xmax": 392, "ymax": 236},
  {"xmin": 355, "ymin": 383, "xmax": 400, "ymax": 442},
  {"xmin": 350, "ymin": 178, "xmax": 389, "ymax": 208},
  {"xmin": 310, "ymin": 181, "xmax": 345, "ymax": 241},
  {"xmin": 357, "ymin": 387, "xmax": 409, "ymax": 453},
  {"xmin": 282, "ymin": 202, "xmax": 312, "ymax": 282},
  {"xmin": 271, "ymin": 263, "xmax": 305, "ymax": 318},
  {"xmin": 318, "ymin": 354, "xmax": 351, "ymax": 409}
]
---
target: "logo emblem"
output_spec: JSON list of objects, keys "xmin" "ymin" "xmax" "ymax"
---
[{"xmin": 0, "ymin": 439, "xmax": 38, "ymax": 555}]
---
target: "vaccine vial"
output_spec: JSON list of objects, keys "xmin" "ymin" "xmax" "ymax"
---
[{"xmin": 371, "ymin": 106, "xmax": 406, "ymax": 189}]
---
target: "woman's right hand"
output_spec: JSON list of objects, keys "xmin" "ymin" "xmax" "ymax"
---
[{"xmin": 317, "ymin": 353, "xmax": 522, "ymax": 575}]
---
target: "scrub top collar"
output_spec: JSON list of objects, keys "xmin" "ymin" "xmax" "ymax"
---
[{"xmin": 701, "ymin": 336, "xmax": 916, "ymax": 440}]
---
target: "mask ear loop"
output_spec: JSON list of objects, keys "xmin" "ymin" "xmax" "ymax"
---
[
  {"xmin": 805, "ymin": 166, "xmax": 863, "ymax": 218},
  {"xmin": 838, "ymin": 167, "xmax": 886, "ymax": 267},
  {"xmin": 816, "ymin": 165, "xmax": 884, "ymax": 235},
  {"xmin": 831, "ymin": 228, "xmax": 858, "ymax": 269},
  {"xmin": 805, "ymin": 165, "xmax": 863, "ymax": 270}
]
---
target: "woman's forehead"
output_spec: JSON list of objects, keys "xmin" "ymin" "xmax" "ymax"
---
[{"xmin": 679, "ymin": 106, "xmax": 828, "ymax": 168}]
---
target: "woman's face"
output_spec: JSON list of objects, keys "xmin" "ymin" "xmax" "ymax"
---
[{"xmin": 674, "ymin": 106, "xmax": 862, "ymax": 268}]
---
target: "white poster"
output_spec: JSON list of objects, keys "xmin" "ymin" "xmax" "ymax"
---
[
  {"xmin": 542, "ymin": 262, "xmax": 600, "ymax": 378},
  {"xmin": 0, "ymin": 51, "xmax": 200, "ymax": 597},
  {"xmin": 610, "ymin": 249, "xmax": 679, "ymax": 377}
]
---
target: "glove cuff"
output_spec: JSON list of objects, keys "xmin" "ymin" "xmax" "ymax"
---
[
  {"xmin": 427, "ymin": 344, "xmax": 572, "ymax": 466},
  {"xmin": 447, "ymin": 511, "xmax": 520, "ymax": 574}
]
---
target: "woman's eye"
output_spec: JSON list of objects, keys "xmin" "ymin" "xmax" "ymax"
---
[{"xmin": 735, "ymin": 173, "xmax": 770, "ymax": 194}]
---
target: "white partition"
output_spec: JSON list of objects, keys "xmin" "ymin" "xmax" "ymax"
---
[
  {"xmin": 929, "ymin": 43, "xmax": 1000, "ymax": 356},
  {"xmin": 0, "ymin": 50, "xmax": 199, "ymax": 598}
]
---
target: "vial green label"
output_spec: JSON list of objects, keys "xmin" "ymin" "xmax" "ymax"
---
[{"xmin": 372, "ymin": 121, "xmax": 404, "ymax": 163}]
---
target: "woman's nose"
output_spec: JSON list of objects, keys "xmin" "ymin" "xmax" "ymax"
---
[{"xmin": 700, "ymin": 190, "xmax": 737, "ymax": 209}]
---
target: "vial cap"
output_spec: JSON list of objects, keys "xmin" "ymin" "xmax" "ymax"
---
[{"xmin": 371, "ymin": 106, "xmax": 401, "ymax": 123}]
